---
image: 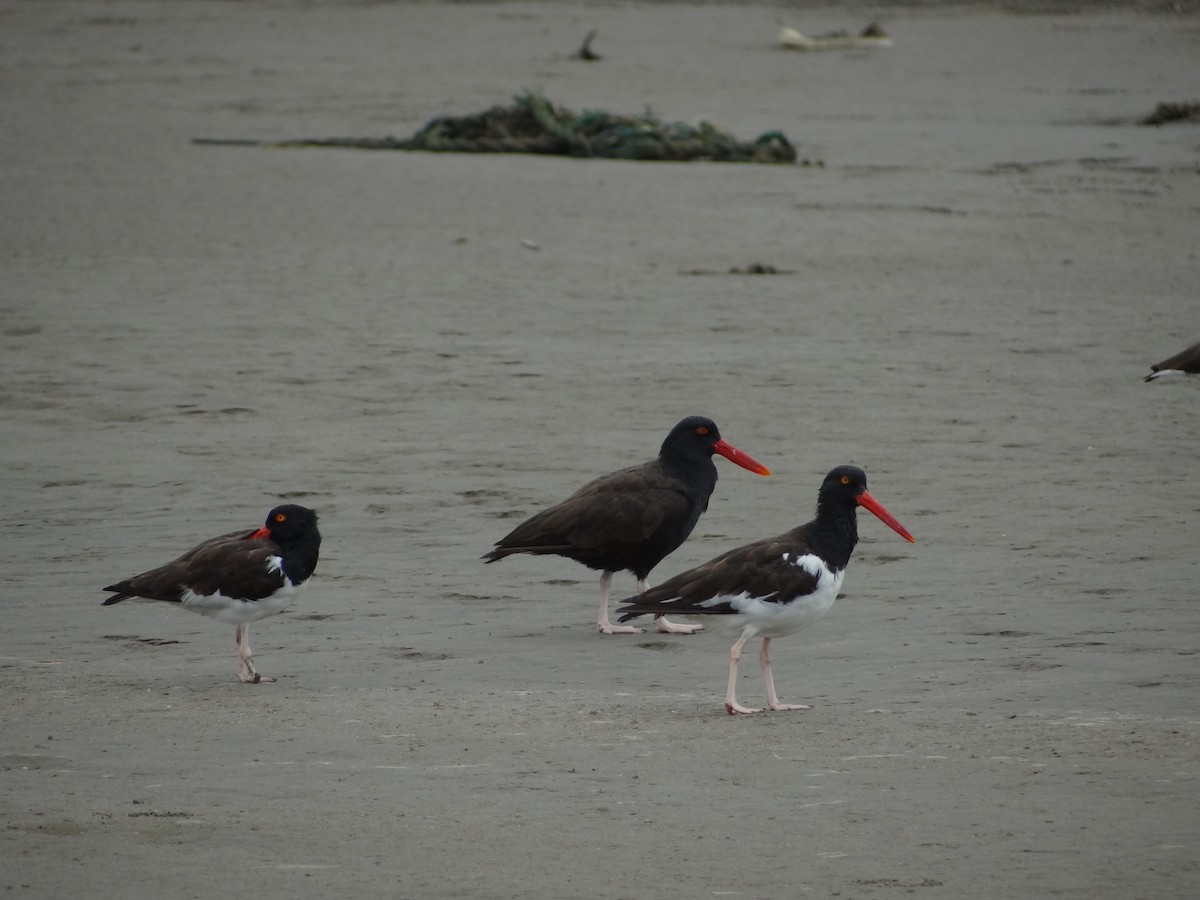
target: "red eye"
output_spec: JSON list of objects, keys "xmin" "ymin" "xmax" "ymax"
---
[{"xmin": 696, "ymin": 427, "xmax": 709, "ymax": 436}]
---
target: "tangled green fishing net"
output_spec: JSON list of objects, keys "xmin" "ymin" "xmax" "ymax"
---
[{"xmin": 285, "ymin": 91, "xmax": 796, "ymax": 164}]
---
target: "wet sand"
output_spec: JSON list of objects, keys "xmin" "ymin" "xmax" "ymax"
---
[{"xmin": 2, "ymin": 2, "xmax": 1198, "ymax": 898}]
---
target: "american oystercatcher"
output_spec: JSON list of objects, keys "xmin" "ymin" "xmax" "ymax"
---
[
  {"xmin": 617, "ymin": 465, "xmax": 915, "ymax": 714},
  {"xmin": 1145, "ymin": 340, "xmax": 1200, "ymax": 381},
  {"xmin": 483, "ymin": 416, "xmax": 771, "ymax": 635},
  {"xmin": 101, "ymin": 504, "xmax": 321, "ymax": 683}
]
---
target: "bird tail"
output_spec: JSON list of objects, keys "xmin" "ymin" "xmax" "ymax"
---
[
  {"xmin": 101, "ymin": 585, "xmax": 133, "ymax": 606},
  {"xmin": 481, "ymin": 544, "xmax": 575, "ymax": 564},
  {"xmin": 616, "ymin": 597, "xmax": 657, "ymax": 623}
]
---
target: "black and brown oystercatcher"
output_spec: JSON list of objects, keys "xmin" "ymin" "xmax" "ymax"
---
[
  {"xmin": 102, "ymin": 504, "xmax": 321, "ymax": 683},
  {"xmin": 1145, "ymin": 340, "xmax": 1200, "ymax": 381},
  {"xmin": 617, "ymin": 466, "xmax": 914, "ymax": 714},
  {"xmin": 483, "ymin": 416, "xmax": 771, "ymax": 635}
]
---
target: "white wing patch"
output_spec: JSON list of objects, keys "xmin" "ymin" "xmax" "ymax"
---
[{"xmin": 782, "ymin": 552, "xmax": 827, "ymax": 579}]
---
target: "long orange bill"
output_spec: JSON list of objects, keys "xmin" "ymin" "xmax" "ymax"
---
[
  {"xmin": 857, "ymin": 490, "xmax": 916, "ymax": 543},
  {"xmin": 248, "ymin": 527, "xmax": 272, "ymax": 540},
  {"xmin": 712, "ymin": 439, "xmax": 771, "ymax": 476}
]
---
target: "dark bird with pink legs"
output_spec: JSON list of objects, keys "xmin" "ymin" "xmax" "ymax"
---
[
  {"xmin": 101, "ymin": 504, "xmax": 321, "ymax": 683},
  {"xmin": 483, "ymin": 416, "xmax": 771, "ymax": 635},
  {"xmin": 618, "ymin": 465, "xmax": 914, "ymax": 714}
]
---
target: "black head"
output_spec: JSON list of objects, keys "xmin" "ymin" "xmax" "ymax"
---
[
  {"xmin": 660, "ymin": 416, "xmax": 771, "ymax": 476},
  {"xmin": 660, "ymin": 416, "xmax": 723, "ymax": 463},
  {"xmin": 818, "ymin": 465, "xmax": 869, "ymax": 505},
  {"xmin": 259, "ymin": 504, "xmax": 320, "ymax": 544},
  {"xmin": 817, "ymin": 465, "xmax": 915, "ymax": 542}
]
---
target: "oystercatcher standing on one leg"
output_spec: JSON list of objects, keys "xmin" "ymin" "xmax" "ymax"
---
[
  {"xmin": 483, "ymin": 416, "xmax": 771, "ymax": 635},
  {"xmin": 617, "ymin": 466, "xmax": 915, "ymax": 714},
  {"xmin": 101, "ymin": 504, "xmax": 321, "ymax": 683}
]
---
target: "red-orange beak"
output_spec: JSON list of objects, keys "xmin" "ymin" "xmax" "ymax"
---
[
  {"xmin": 712, "ymin": 439, "xmax": 771, "ymax": 476},
  {"xmin": 249, "ymin": 526, "xmax": 272, "ymax": 540},
  {"xmin": 856, "ymin": 490, "xmax": 916, "ymax": 542}
]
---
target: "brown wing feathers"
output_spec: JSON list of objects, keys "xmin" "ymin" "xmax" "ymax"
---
[
  {"xmin": 618, "ymin": 534, "xmax": 820, "ymax": 618},
  {"xmin": 102, "ymin": 530, "xmax": 281, "ymax": 605},
  {"xmin": 485, "ymin": 463, "xmax": 690, "ymax": 557}
]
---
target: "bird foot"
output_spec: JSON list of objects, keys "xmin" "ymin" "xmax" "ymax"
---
[
  {"xmin": 238, "ymin": 671, "xmax": 276, "ymax": 684},
  {"xmin": 237, "ymin": 658, "xmax": 275, "ymax": 683},
  {"xmin": 767, "ymin": 702, "xmax": 812, "ymax": 712},
  {"xmin": 725, "ymin": 701, "xmax": 764, "ymax": 715},
  {"xmin": 597, "ymin": 622, "xmax": 644, "ymax": 635},
  {"xmin": 655, "ymin": 617, "xmax": 703, "ymax": 635}
]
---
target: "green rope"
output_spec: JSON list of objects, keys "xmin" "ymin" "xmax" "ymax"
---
[{"xmin": 271, "ymin": 91, "xmax": 796, "ymax": 164}]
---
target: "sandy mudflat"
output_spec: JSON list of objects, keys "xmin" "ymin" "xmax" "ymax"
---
[{"xmin": 2, "ymin": 1, "xmax": 1198, "ymax": 898}]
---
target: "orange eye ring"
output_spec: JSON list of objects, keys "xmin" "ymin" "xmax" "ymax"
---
[
  {"xmin": 695, "ymin": 426, "xmax": 709, "ymax": 436},
  {"xmin": 839, "ymin": 475, "xmax": 852, "ymax": 485},
  {"xmin": 274, "ymin": 513, "xmax": 287, "ymax": 523}
]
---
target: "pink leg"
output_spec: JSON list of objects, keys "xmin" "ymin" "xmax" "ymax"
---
[
  {"xmin": 597, "ymin": 571, "xmax": 642, "ymax": 635},
  {"xmin": 235, "ymin": 625, "xmax": 274, "ymax": 684},
  {"xmin": 642, "ymin": 579, "xmax": 703, "ymax": 635},
  {"xmin": 725, "ymin": 634, "xmax": 762, "ymax": 715},
  {"xmin": 760, "ymin": 637, "xmax": 809, "ymax": 711}
]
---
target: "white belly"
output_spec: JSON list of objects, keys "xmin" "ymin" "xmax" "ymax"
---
[{"xmin": 180, "ymin": 581, "xmax": 301, "ymax": 624}]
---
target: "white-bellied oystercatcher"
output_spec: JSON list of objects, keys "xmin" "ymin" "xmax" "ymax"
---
[
  {"xmin": 102, "ymin": 504, "xmax": 321, "ymax": 683},
  {"xmin": 483, "ymin": 416, "xmax": 771, "ymax": 635},
  {"xmin": 1145, "ymin": 340, "xmax": 1200, "ymax": 381},
  {"xmin": 617, "ymin": 465, "xmax": 915, "ymax": 714}
]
